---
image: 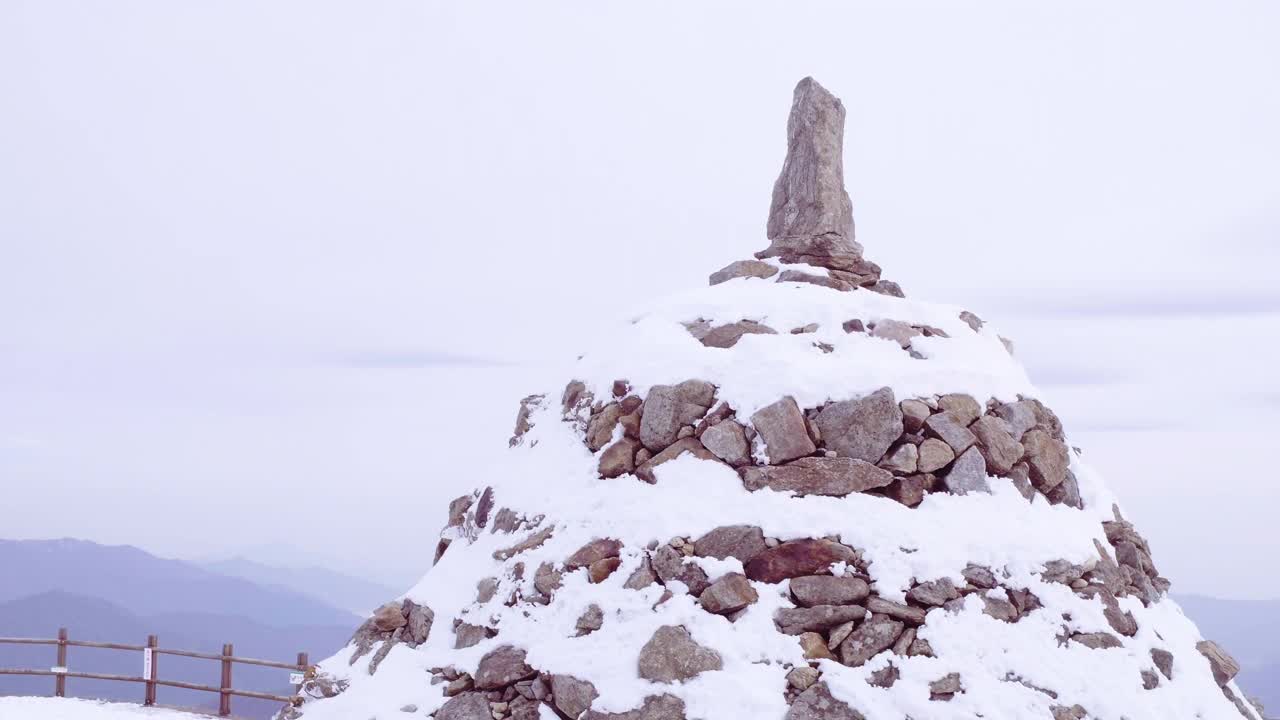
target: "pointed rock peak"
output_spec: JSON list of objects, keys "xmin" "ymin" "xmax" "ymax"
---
[{"xmin": 758, "ymin": 77, "xmax": 862, "ymax": 268}]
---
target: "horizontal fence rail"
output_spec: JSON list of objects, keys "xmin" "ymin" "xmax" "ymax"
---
[{"xmin": 0, "ymin": 628, "xmax": 311, "ymax": 717}]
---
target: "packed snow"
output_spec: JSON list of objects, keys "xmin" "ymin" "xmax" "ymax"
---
[
  {"xmin": 0, "ymin": 697, "xmax": 210, "ymax": 720},
  {"xmin": 297, "ymin": 273, "xmax": 1258, "ymax": 720}
]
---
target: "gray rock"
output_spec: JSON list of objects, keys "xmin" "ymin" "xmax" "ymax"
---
[
  {"xmin": 635, "ymin": 437, "xmax": 718, "ymax": 483},
  {"xmin": 742, "ymin": 457, "xmax": 893, "ymax": 497},
  {"xmin": 777, "ymin": 269, "xmax": 854, "ymax": 291},
  {"xmin": 700, "ymin": 320, "xmax": 778, "ymax": 349},
  {"xmin": 700, "ymin": 420, "xmax": 751, "ymax": 466},
  {"xmin": 882, "ymin": 474, "xmax": 933, "ymax": 507},
  {"xmin": 870, "ymin": 320, "xmax": 920, "ymax": 349},
  {"xmin": 583, "ymin": 694, "xmax": 686, "ymax": 720},
  {"xmin": 787, "ymin": 666, "xmax": 821, "ymax": 691},
  {"xmin": 1046, "ymin": 470, "xmax": 1084, "ymax": 510},
  {"xmin": 533, "ymin": 562, "xmax": 563, "ymax": 600},
  {"xmin": 1007, "ymin": 463, "xmax": 1036, "ymax": 501},
  {"xmin": 453, "ymin": 623, "xmax": 490, "ymax": 650},
  {"xmin": 709, "ymin": 259, "xmax": 779, "ymax": 286},
  {"xmin": 814, "ymin": 388, "xmax": 904, "ymax": 463},
  {"xmin": 868, "ymin": 664, "xmax": 900, "ymax": 688},
  {"xmin": 751, "ymin": 396, "xmax": 817, "ymax": 464},
  {"xmin": 790, "ymin": 575, "xmax": 871, "ymax": 607},
  {"xmin": 916, "ymin": 438, "xmax": 955, "ymax": 473},
  {"xmin": 640, "ymin": 381, "xmax": 715, "ymax": 452},
  {"xmin": 842, "ymin": 318, "xmax": 866, "ymax": 334},
  {"xmin": 879, "ymin": 443, "xmax": 918, "ymax": 474},
  {"xmin": 775, "ymin": 604, "xmax": 867, "ymax": 635},
  {"xmin": 508, "ymin": 697, "xmax": 541, "ymax": 720},
  {"xmin": 1141, "ymin": 669, "xmax": 1160, "ymax": 690},
  {"xmin": 827, "ymin": 620, "xmax": 856, "ymax": 649},
  {"xmin": 372, "ymin": 602, "xmax": 407, "ymax": 633},
  {"xmin": 942, "ymin": 447, "xmax": 990, "ymax": 495},
  {"xmin": 474, "ymin": 645, "xmax": 536, "ymax": 690},
  {"xmin": 403, "ymin": 599, "xmax": 433, "ymax": 645},
  {"xmin": 840, "ymin": 614, "xmax": 904, "ymax": 667},
  {"xmin": 785, "ymin": 682, "xmax": 866, "ymax": 720},
  {"xmin": 637, "ymin": 625, "xmax": 722, "ymax": 683},
  {"xmin": 510, "ymin": 394, "xmax": 544, "ymax": 448},
  {"xmin": 745, "ymin": 539, "xmax": 860, "ymax": 583},
  {"xmin": 1080, "ymin": 586, "xmax": 1137, "ymax": 637},
  {"xmin": 865, "ymin": 597, "xmax": 927, "ymax": 625},
  {"xmin": 800, "ymin": 631, "xmax": 837, "ymax": 660},
  {"xmin": 435, "ymin": 692, "xmax": 491, "ymax": 720},
  {"xmin": 870, "ymin": 280, "xmax": 905, "ymax": 298},
  {"xmin": 1022, "ymin": 429, "xmax": 1069, "ymax": 491},
  {"xmin": 924, "ymin": 412, "xmax": 976, "ymax": 454},
  {"xmin": 1196, "ymin": 640, "xmax": 1240, "ymax": 686},
  {"xmin": 959, "ymin": 311, "xmax": 984, "ymax": 332},
  {"xmin": 938, "ymin": 394, "xmax": 981, "ymax": 426},
  {"xmin": 970, "ymin": 415, "xmax": 1024, "ymax": 475},
  {"xmin": 652, "ymin": 545, "xmax": 710, "ymax": 595},
  {"xmin": 900, "ymin": 399, "xmax": 931, "ymax": 433},
  {"xmin": 929, "ymin": 673, "xmax": 962, "ymax": 700},
  {"xmin": 1151, "ymin": 648, "xmax": 1174, "ymax": 679},
  {"xmin": 759, "ymin": 78, "xmax": 859, "ymax": 268},
  {"xmin": 962, "ymin": 564, "xmax": 998, "ymax": 589},
  {"xmin": 1070, "ymin": 632, "xmax": 1123, "ymax": 650},
  {"xmin": 993, "ymin": 400, "xmax": 1037, "ymax": 440},
  {"xmin": 624, "ymin": 557, "xmax": 659, "ymax": 590},
  {"xmin": 907, "ymin": 578, "xmax": 959, "ymax": 607},
  {"xmin": 552, "ymin": 675, "xmax": 599, "ymax": 719},
  {"xmin": 699, "ymin": 573, "xmax": 759, "ymax": 615},
  {"xmin": 981, "ymin": 594, "xmax": 1019, "ymax": 622},
  {"xmin": 693, "ymin": 525, "xmax": 767, "ymax": 564}
]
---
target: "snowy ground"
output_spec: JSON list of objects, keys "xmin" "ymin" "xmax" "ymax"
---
[{"xmin": 0, "ymin": 697, "xmax": 212, "ymax": 720}]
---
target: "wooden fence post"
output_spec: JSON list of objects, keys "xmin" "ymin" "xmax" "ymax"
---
[
  {"xmin": 144, "ymin": 635, "xmax": 158, "ymax": 706},
  {"xmin": 219, "ymin": 643, "xmax": 233, "ymax": 717},
  {"xmin": 55, "ymin": 628, "xmax": 67, "ymax": 698},
  {"xmin": 296, "ymin": 652, "xmax": 308, "ymax": 695}
]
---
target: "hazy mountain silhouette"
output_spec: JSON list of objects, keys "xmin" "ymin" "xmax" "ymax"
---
[
  {"xmin": 0, "ymin": 539, "xmax": 360, "ymax": 627},
  {"xmin": 203, "ymin": 556, "xmax": 398, "ymax": 616},
  {"xmin": 0, "ymin": 591, "xmax": 352, "ymax": 719},
  {"xmin": 1178, "ymin": 594, "xmax": 1279, "ymax": 713}
]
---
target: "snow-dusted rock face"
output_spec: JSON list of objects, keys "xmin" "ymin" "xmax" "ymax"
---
[{"xmin": 285, "ymin": 79, "xmax": 1263, "ymax": 720}]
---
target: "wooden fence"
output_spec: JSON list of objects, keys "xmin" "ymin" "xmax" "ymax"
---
[{"xmin": 0, "ymin": 628, "xmax": 310, "ymax": 717}]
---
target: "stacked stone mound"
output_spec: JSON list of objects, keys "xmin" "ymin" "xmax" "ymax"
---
[{"xmin": 285, "ymin": 79, "xmax": 1263, "ymax": 720}]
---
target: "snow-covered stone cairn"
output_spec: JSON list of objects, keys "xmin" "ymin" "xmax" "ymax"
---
[{"xmin": 285, "ymin": 78, "xmax": 1263, "ymax": 720}]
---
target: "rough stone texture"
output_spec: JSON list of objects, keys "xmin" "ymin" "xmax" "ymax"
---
[
  {"xmin": 1151, "ymin": 648, "xmax": 1175, "ymax": 679},
  {"xmin": 435, "ymin": 692, "xmax": 492, "ymax": 720},
  {"xmin": 840, "ymin": 614, "xmax": 905, "ymax": 667},
  {"xmin": 745, "ymin": 539, "xmax": 859, "ymax": 583},
  {"xmin": 699, "ymin": 573, "xmax": 759, "ymax": 614},
  {"xmin": 775, "ymin": 605, "xmax": 867, "ymax": 635},
  {"xmin": 938, "ymin": 394, "xmax": 982, "ymax": 426},
  {"xmin": 1196, "ymin": 640, "xmax": 1240, "ymax": 686},
  {"xmin": 583, "ymin": 694, "xmax": 686, "ymax": 720},
  {"xmin": 924, "ymin": 412, "xmax": 977, "ymax": 454},
  {"xmin": 742, "ymin": 457, "xmax": 893, "ymax": 497},
  {"xmin": 589, "ymin": 556, "xmax": 622, "ymax": 583},
  {"xmin": 969, "ymin": 415, "xmax": 1024, "ymax": 475},
  {"xmin": 624, "ymin": 557, "xmax": 659, "ymax": 590},
  {"xmin": 799, "ymin": 632, "xmax": 837, "ymax": 661},
  {"xmin": 510, "ymin": 394, "xmax": 544, "ymax": 448},
  {"xmin": 700, "ymin": 420, "xmax": 752, "ymax": 466},
  {"xmin": 552, "ymin": 675, "xmax": 599, "ymax": 719},
  {"xmin": 929, "ymin": 672, "xmax": 963, "ymax": 700},
  {"xmin": 1023, "ymin": 429, "xmax": 1069, "ymax": 491},
  {"xmin": 576, "ymin": 604, "xmax": 604, "ymax": 635},
  {"xmin": 1046, "ymin": 470, "xmax": 1084, "ymax": 510},
  {"xmin": 785, "ymin": 682, "xmax": 866, "ymax": 720},
  {"xmin": 942, "ymin": 447, "xmax": 990, "ymax": 495},
  {"xmin": 787, "ymin": 666, "xmax": 821, "ymax": 691},
  {"xmin": 751, "ymin": 396, "xmax": 817, "ymax": 464},
  {"xmin": 963, "ymin": 564, "xmax": 998, "ymax": 589},
  {"xmin": 652, "ymin": 545, "xmax": 711, "ymax": 595},
  {"xmin": 814, "ymin": 388, "xmax": 903, "ymax": 463},
  {"xmin": 981, "ymin": 594, "xmax": 1019, "ymax": 622},
  {"xmin": 1070, "ymin": 632, "xmax": 1123, "ymax": 650},
  {"xmin": 916, "ymin": 438, "xmax": 955, "ymax": 473},
  {"xmin": 959, "ymin": 310, "xmax": 984, "ymax": 332},
  {"xmin": 900, "ymin": 399, "xmax": 931, "ymax": 433},
  {"xmin": 403, "ymin": 600, "xmax": 433, "ymax": 645},
  {"xmin": 870, "ymin": 320, "xmax": 920, "ymax": 349},
  {"xmin": 883, "ymin": 474, "xmax": 932, "ymax": 507},
  {"xmin": 759, "ymin": 78, "xmax": 860, "ymax": 267},
  {"xmin": 700, "ymin": 320, "xmax": 778, "ymax": 349},
  {"xmin": 454, "ymin": 623, "xmax": 490, "ymax": 650},
  {"xmin": 866, "ymin": 597, "xmax": 927, "ymax": 625},
  {"xmin": 790, "ymin": 575, "xmax": 870, "ymax": 607},
  {"xmin": 635, "ymin": 437, "xmax": 718, "ymax": 483},
  {"xmin": 586, "ymin": 403, "xmax": 623, "ymax": 452},
  {"xmin": 598, "ymin": 437, "xmax": 641, "ymax": 478},
  {"xmin": 879, "ymin": 443, "xmax": 918, "ymax": 474},
  {"xmin": 474, "ymin": 645, "xmax": 536, "ymax": 690},
  {"xmin": 566, "ymin": 538, "xmax": 622, "ymax": 570},
  {"xmin": 637, "ymin": 625, "xmax": 723, "ymax": 683},
  {"xmin": 709, "ymin": 259, "xmax": 779, "ymax": 286},
  {"xmin": 640, "ymin": 381, "xmax": 715, "ymax": 452},
  {"xmin": 907, "ymin": 578, "xmax": 960, "ymax": 607}
]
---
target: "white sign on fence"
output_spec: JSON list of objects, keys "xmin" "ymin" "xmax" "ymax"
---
[
  {"xmin": 143, "ymin": 648, "xmax": 153, "ymax": 678},
  {"xmin": 289, "ymin": 672, "xmax": 304, "ymax": 685},
  {"xmin": 50, "ymin": 666, "xmax": 67, "ymax": 674}
]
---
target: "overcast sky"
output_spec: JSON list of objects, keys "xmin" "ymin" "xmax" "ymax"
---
[{"xmin": 2, "ymin": 1, "xmax": 1278, "ymax": 597}]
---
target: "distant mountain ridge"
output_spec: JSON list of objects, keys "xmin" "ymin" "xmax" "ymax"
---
[
  {"xmin": 0, "ymin": 539, "xmax": 360, "ymax": 627},
  {"xmin": 202, "ymin": 556, "xmax": 397, "ymax": 616}
]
